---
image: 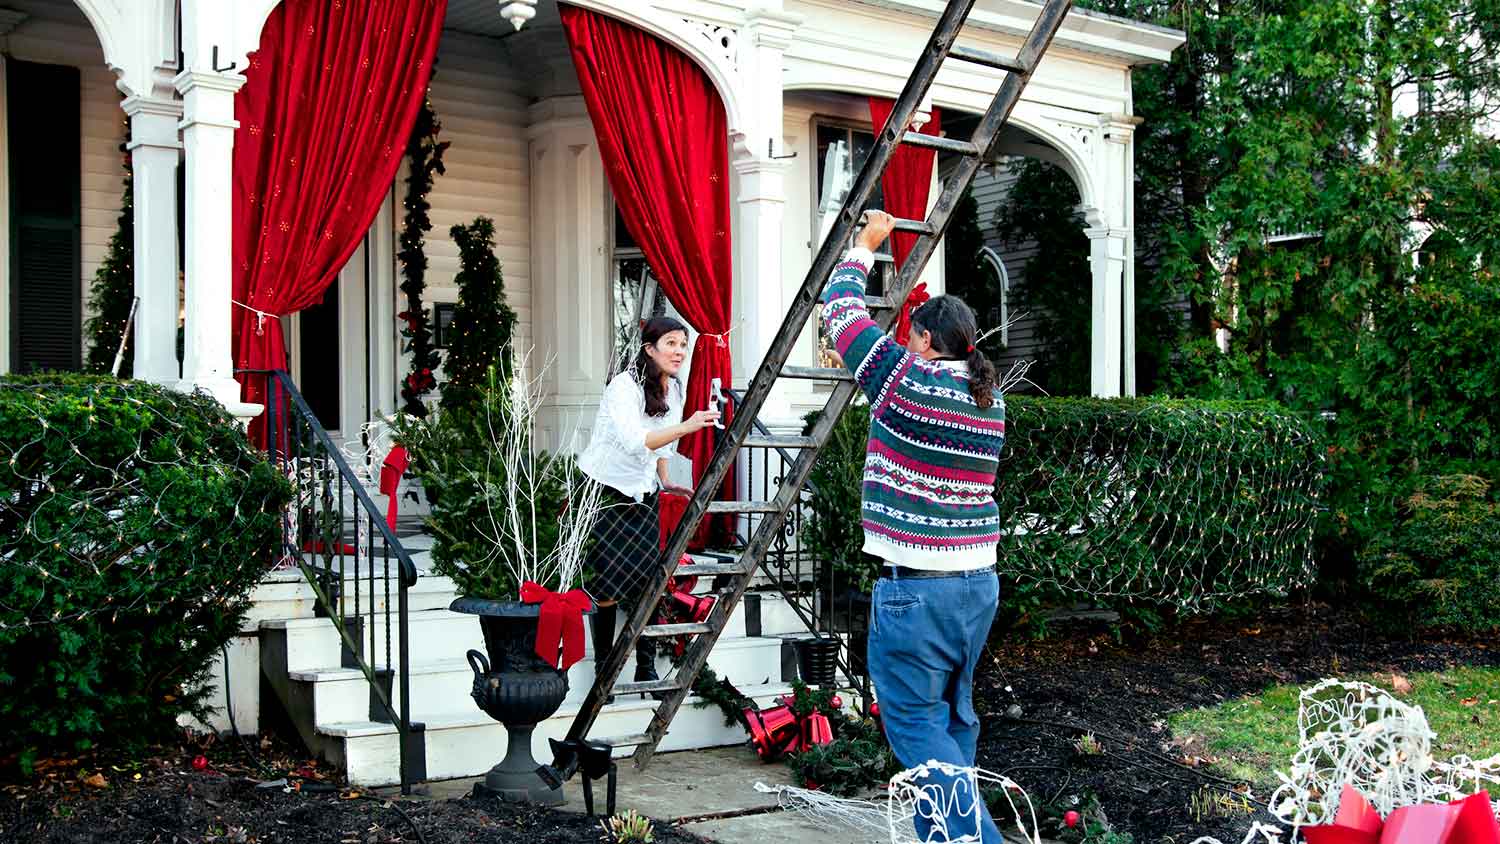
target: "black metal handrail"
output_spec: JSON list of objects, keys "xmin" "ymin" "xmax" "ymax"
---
[{"xmin": 240, "ymin": 369, "xmax": 418, "ymax": 794}]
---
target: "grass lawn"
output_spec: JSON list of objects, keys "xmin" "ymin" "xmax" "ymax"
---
[{"xmin": 1169, "ymin": 667, "xmax": 1500, "ymax": 788}]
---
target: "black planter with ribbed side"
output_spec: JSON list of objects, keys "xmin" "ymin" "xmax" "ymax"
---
[
  {"xmin": 795, "ymin": 634, "xmax": 842, "ymax": 687},
  {"xmin": 452, "ymin": 597, "xmax": 575, "ymax": 805}
]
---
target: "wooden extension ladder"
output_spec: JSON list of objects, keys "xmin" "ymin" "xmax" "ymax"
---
[{"xmin": 564, "ymin": 0, "xmax": 1075, "ymax": 771}]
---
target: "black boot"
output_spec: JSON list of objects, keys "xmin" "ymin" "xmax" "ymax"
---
[
  {"xmin": 591, "ymin": 603, "xmax": 618, "ymax": 706},
  {"xmin": 634, "ymin": 638, "xmax": 666, "ymax": 700}
]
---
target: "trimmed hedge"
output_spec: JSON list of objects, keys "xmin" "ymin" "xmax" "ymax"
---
[
  {"xmin": 0, "ymin": 374, "xmax": 290, "ymax": 770},
  {"xmin": 802, "ymin": 397, "xmax": 1326, "ymax": 615}
]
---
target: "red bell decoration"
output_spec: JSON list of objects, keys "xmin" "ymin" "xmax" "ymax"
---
[
  {"xmin": 665, "ymin": 586, "xmax": 717, "ymax": 624},
  {"xmin": 744, "ymin": 703, "xmax": 800, "ymax": 761},
  {"xmin": 800, "ymin": 711, "xmax": 835, "ymax": 750}
]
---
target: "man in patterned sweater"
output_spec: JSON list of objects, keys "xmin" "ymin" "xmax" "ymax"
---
[{"xmin": 822, "ymin": 210, "xmax": 1007, "ymax": 843}]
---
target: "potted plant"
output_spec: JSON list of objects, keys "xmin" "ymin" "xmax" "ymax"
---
[{"xmin": 394, "ymin": 359, "xmax": 603, "ymax": 804}]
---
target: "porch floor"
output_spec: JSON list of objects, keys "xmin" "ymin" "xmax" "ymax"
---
[{"xmin": 418, "ymin": 746, "xmax": 865, "ymax": 844}]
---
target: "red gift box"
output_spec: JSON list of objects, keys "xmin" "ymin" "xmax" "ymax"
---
[{"xmin": 1303, "ymin": 785, "xmax": 1499, "ymax": 844}]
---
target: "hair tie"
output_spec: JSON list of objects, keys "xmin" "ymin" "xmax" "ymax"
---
[{"xmin": 966, "ymin": 343, "xmax": 975, "ymax": 354}]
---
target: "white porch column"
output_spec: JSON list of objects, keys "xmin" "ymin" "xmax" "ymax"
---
[
  {"xmin": 122, "ymin": 95, "xmax": 181, "ymax": 385},
  {"xmin": 732, "ymin": 3, "xmax": 801, "ymax": 425},
  {"xmin": 1086, "ymin": 113, "xmax": 1141, "ymax": 399},
  {"xmin": 174, "ymin": 2, "xmax": 260, "ymax": 421},
  {"xmin": 529, "ymin": 95, "xmax": 612, "ymax": 453},
  {"xmin": 1086, "ymin": 224, "xmax": 1127, "ymax": 398}
]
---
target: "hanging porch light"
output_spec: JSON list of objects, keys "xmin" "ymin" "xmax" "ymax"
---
[{"xmin": 498, "ymin": 0, "xmax": 537, "ymax": 30}]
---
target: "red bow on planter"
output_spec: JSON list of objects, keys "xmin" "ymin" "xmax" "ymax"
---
[
  {"xmin": 519, "ymin": 581, "xmax": 594, "ymax": 671},
  {"xmin": 894, "ymin": 282, "xmax": 930, "ymax": 346},
  {"xmin": 1304, "ymin": 785, "xmax": 1500, "ymax": 844}
]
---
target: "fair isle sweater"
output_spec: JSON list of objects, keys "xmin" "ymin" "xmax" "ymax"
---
[{"xmin": 820, "ymin": 248, "xmax": 1007, "ymax": 570}]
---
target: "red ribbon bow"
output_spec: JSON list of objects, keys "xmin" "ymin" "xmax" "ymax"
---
[
  {"xmin": 379, "ymin": 445, "xmax": 410, "ymax": 530},
  {"xmin": 1304, "ymin": 785, "xmax": 1500, "ymax": 844},
  {"xmin": 894, "ymin": 282, "xmax": 931, "ymax": 346},
  {"xmin": 519, "ymin": 581, "xmax": 595, "ymax": 671}
]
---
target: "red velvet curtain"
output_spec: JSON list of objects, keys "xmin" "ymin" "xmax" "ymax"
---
[
  {"xmin": 869, "ymin": 98, "xmax": 942, "ymax": 344},
  {"xmin": 233, "ymin": 0, "xmax": 447, "ymax": 438},
  {"xmin": 560, "ymin": 5, "xmax": 735, "ymax": 548}
]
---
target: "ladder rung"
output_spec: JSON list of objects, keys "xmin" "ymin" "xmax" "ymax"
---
[
  {"xmin": 743, "ymin": 435, "xmax": 816, "ymax": 449},
  {"xmin": 867, "ymin": 295, "xmax": 895, "ymax": 310},
  {"xmin": 780, "ymin": 366, "xmax": 853, "ymax": 382},
  {"xmin": 595, "ymin": 733, "xmax": 651, "ymax": 748},
  {"xmin": 707, "ymin": 500, "xmax": 779, "ymax": 514},
  {"xmin": 614, "ymin": 678, "xmax": 683, "ymax": 696},
  {"xmin": 902, "ymin": 131, "xmax": 980, "ymax": 157},
  {"xmin": 642, "ymin": 622, "xmax": 714, "ymax": 637},
  {"xmin": 949, "ymin": 44, "xmax": 1029, "ymax": 75},
  {"xmin": 674, "ymin": 561, "xmax": 746, "ymax": 576},
  {"xmin": 892, "ymin": 217, "xmax": 935, "ymax": 236}
]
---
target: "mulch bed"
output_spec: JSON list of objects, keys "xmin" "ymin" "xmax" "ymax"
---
[
  {"xmin": 0, "ymin": 740, "xmax": 710, "ymax": 844},
  {"xmin": 974, "ymin": 601, "xmax": 1499, "ymax": 843}
]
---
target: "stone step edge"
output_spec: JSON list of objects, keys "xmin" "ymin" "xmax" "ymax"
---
[{"xmin": 319, "ymin": 681, "xmax": 794, "ymax": 739}]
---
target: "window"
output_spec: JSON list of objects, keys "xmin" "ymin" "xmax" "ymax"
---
[
  {"xmin": 610, "ymin": 206, "xmax": 684, "ymax": 378},
  {"xmin": 813, "ymin": 121, "xmax": 893, "ymax": 293},
  {"xmin": 431, "ymin": 302, "xmax": 457, "ymax": 348}
]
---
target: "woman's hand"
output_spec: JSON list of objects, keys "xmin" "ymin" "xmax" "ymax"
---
[
  {"xmin": 856, "ymin": 210, "xmax": 897, "ymax": 254},
  {"xmin": 660, "ymin": 483, "xmax": 695, "ymax": 498},
  {"xmin": 682, "ymin": 409, "xmax": 721, "ymax": 432}
]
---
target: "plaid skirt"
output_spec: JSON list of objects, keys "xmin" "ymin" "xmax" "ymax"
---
[{"xmin": 585, "ymin": 488, "xmax": 663, "ymax": 606}]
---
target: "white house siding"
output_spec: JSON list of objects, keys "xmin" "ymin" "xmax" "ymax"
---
[
  {"xmin": 2, "ymin": 1, "xmax": 127, "ymax": 364},
  {"xmin": 420, "ymin": 29, "xmax": 533, "ymax": 365}
]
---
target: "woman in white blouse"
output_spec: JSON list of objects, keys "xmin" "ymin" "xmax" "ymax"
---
[{"xmin": 578, "ymin": 315, "xmax": 720, "ymax": 691}]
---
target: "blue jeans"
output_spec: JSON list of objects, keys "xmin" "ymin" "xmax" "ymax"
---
[{"xmin": 868, "ymin": 567, "xmax": 1001, "ymax": 844}]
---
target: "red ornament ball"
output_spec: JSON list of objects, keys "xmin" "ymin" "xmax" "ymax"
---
[
  {"xmin": 829, "ymin": 695, "xmax": 843, "ymax": 709},
  {"xmin": 1063, "ymin": 810, "xmax": 1081, "ymax": 829},
  {"xmin": 191, "ymin": 755, "xmax": 209, "ymax": 771},
  {"xmin": 869, "ymin": 702, "xmax": 881, "ymax": 717}
]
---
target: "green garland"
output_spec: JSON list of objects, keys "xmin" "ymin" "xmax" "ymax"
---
[
  {"xmin": 397, "ymin": 98, "xmax": 449, "ymax": 416},
  {"xmin": 84, "ymin": 131, "xmax": 133, "ymax": 377},
  {"xmin": 690, "ymin": 665, "xmax": 753, "ymax": 728},
  {"xmin": 786, "ymin": 717, "xmax": 902, "ymax": 796}
]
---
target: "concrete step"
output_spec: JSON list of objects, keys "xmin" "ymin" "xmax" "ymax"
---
[
  {"xmin": 321, "ymin": 680, "xmax": 791, "ymax": 786},
  {"xmin": 288, "ymin": 633, "xmax": 788, "ymax": 727},
  {"xmin": 262, "ymin": 593, "xmax": 811, "ymax": 674},
  {"xmin": 247, "ymin": 572, "xmax": 457, "ymax": 626}
]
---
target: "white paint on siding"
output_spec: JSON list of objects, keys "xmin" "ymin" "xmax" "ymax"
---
[{"xmin": 420, "ymin": 30, "xmax": 533, "ymax": 360}]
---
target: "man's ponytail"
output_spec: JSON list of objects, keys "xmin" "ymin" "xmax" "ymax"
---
[
  {"xmin": 910, "ymin": 295, "xmax": 998, "ymax": 409},
  {"xmin": 966, "ymin": 345, "xmax": 997, "ymax": 409}
]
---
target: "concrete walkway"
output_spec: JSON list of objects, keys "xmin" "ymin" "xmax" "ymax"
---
[{"xmin": 423, "ymin": 746, "xmax": 881, "ymax": 844}]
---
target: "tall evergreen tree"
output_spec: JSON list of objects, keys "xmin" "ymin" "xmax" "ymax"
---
[
  {"xmin": 85, "ymin": 138, "xmax": 134, "ymax": 376},
  {"xmin": 440, "ymin": 217, "xmax": 517, "ymax": 411}
]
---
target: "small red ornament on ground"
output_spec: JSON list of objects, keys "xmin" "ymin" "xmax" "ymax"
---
[
  {"xmin": 1064, "ymin": 810, "xmax": 1080, "ymax": 828},
  {"xmin": 191, "ymin": 755, "xmax": 208, "ymax": 771}
]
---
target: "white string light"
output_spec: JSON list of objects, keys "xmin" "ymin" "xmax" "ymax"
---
[
  {"xmin": 1, "ymin": 380, "xmax": 283, "ymax": 629},
  {"xmin": 994, "ymin": 402, "xmax": 1324, "ymax": 610}
]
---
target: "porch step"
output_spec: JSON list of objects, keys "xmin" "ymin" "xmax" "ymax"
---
[
  {"xmin": 262, "ymin": 592, "xmax": 808, "ymax": 673},
  {"xmin": 284, "ymin": 634, "xmax": 788, "ymax": 727},
  {"xmin": 246, "ymin": 570, "xmax": 457, "ymax": 626},
  {"xmin": 320, "ymin": 680, "xmax": 793, "ymax": 786}
]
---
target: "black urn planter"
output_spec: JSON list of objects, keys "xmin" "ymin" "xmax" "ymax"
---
[{"xmin": 452, "ymin": 597, "xmax": 578, "ymax": 805}]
